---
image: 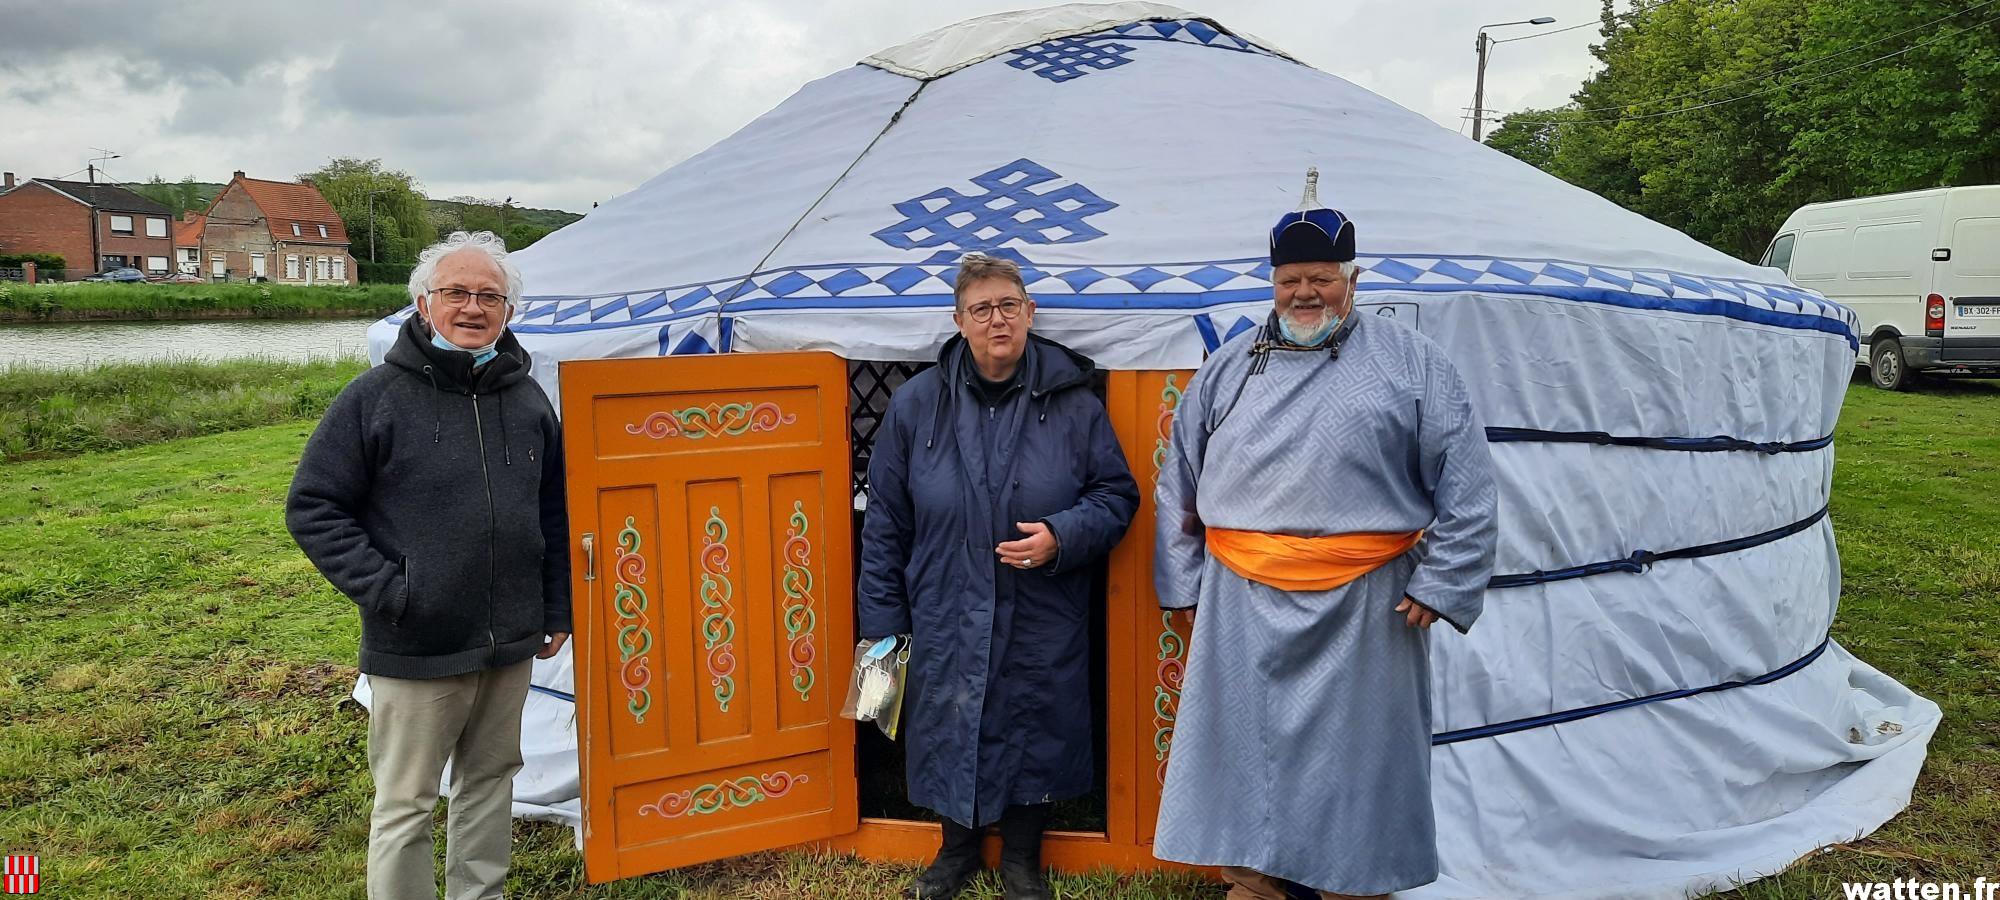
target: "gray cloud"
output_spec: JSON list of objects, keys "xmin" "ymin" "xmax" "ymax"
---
[{"xmin": 0, "ymin": 0, "xmax": 1614, "ymax": 211}]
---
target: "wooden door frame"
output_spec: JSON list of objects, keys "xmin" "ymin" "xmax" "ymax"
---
[{"xmin": 805, "ymin": 368, "xmax": 1203, "ymax": 877}]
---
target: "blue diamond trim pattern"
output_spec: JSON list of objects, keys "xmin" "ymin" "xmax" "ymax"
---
[
  {"xmin": 505, "ymin": 254, "xmax": 1857, "ymax": 350},
  {"xmin": 762, "ymin": 272, "xmax": 815, "ymax": 297}
]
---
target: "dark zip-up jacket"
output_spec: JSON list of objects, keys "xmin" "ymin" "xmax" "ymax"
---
[{"xmin": 286, "ymin": 316, "xmax": 571, "ymax": 679}]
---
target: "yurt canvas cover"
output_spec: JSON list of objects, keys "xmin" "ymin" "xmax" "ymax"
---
[{"xmin": 365, "ymin": 4, "xmax": 1940, "ymax": 897}]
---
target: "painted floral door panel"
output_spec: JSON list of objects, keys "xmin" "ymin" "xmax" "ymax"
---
[
  {"xmin": 561, "ymin": 352, "xmax": 857, "ymax": 883},
  {"xmin": 1103, "ymin": 370, "xmax": 1197, "ymax": 847}
]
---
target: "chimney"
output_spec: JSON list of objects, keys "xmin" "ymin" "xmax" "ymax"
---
[
  {"xmin": 3, "ymin": 172, "xmax": 13, "ymax": 190},
  {"xmin": 233, "ymin": 170, "xmax": 245, "ymax": 180}
]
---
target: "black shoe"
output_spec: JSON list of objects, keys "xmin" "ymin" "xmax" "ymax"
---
[
  {"xmin": 997, "ymin": 804, "xmax": 1052, "ymax": 900},
  {"xmin": 903, "ymin": 818, "xmax": 983, "ymax": 900}
]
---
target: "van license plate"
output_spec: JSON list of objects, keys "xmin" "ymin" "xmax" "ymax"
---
[{"xmin": 1959, "ymin": 305, "xmax": 2000, "ymax": 317}]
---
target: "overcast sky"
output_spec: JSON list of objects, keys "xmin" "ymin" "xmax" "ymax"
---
[{"xmin": 0, "ymin": 0, "xmax": 1612, "ymax": 213}]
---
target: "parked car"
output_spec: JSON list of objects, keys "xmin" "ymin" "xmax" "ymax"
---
[
  {"xmin": 1761, "ymin": 185, "xmax": 2000, "ymax": 390},
  {"xmin": 162, "ymin": 272, "xmax": 205, "ymax": 284},
  {"xmin": 81, "ymin": 267, "xmax": 147, "ymax": 283}
]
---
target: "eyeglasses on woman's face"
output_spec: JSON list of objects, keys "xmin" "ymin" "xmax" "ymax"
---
[{"xmin": 963, "ymin": 298, "xmax": 1025, "ymax": 324}]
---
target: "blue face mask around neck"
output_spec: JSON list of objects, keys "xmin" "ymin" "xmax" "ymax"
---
[
  {"xmin": 1276, "ymin": 281, "xmax": 1354, "ymax": 348},
  {"xmin": 429, "ymin": 329, "xmax": 498, "ymax": 367},
  {"xmin": 1278, "ymin": 312, "xmax": 1341, "ymax": 347}
]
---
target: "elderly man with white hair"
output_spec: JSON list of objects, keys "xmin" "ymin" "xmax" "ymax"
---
[
  {"xmin": 286, "ymin": 231, "xmax": 571, "ymax": 900},
  {"xmin": 1150, "ymin": 185, "xmax": 1498, "ymax": 899}
]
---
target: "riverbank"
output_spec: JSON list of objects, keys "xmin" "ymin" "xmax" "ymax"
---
[
  {"xmin": 0, "ymin": 380, "xmax": 1993, "ymax": 897},
  {"xmin": 0, "ymin": 282, "xmax": 408, "ymax": 322},
  {"xmin": 0, "ymin": 357, "xmax": 365, "ymax": 461}
]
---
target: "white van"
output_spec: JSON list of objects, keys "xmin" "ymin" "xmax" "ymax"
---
[{"xmin": 1762, "ymin": 185, "xmax": 2000, "ymax": 390}]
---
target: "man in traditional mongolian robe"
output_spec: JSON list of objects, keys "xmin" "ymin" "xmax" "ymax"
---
[{"xmin": 1150, "ymin": 193, "xmax": 1499, "ymax": 899}]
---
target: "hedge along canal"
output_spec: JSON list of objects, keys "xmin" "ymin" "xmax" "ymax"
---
[{"xmin": 0, "ymin": 281, "xmax": 411, "ymax": 323}]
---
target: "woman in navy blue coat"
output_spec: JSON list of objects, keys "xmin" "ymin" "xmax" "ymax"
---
[{"xmin": 859, "ymin": 254, "xmax": 1139, "ymax": 900}]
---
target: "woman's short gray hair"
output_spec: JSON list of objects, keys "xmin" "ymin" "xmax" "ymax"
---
[
  {"xmin": 407, "ymin": 231, "xmax": 525, "ymax": 310},
  {"xmin": 952, "ymin": 253, "xmax": 1029, "ymax": 307}
]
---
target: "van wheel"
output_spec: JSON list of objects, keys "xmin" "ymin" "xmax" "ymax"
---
[{"xmin": 1870, "ymin": 338, "xmax": 1912, "ymax": 391}]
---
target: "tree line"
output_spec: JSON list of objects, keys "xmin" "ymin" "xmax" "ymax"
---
[
  {"xmin": 1483, "ymin": 0, "xmax": 2000, "ymax": 261},
  {"xmin": 128, "ymin": 159, "xmax": 582, "ymax": 268}
]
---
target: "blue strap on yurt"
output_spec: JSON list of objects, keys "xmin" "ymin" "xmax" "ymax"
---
[
  {"xmin": 1487, "ymin": 504, "xmax": 1830, "ymax": 589},
  {"xmin": 1431, "ymin": 636, "xmax": 1832, "ymax": 745},
  {"xmin": 1485, "ymin": 427, "xmax": 1834, "ymax": 454},
  {"xmin": 530, "ymin": 684, "xmax": 576, "ymax": 702}
]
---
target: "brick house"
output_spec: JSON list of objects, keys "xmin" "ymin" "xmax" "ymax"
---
[
  {"xmin": 0, "ymin": 171, "xmax": 176, "ymax": 278},
  {"xmin": 198, "ymin": 171, "xmax": 354, "ymax": 284},
  {"xmin": 173, "ymin": 212, "xmax": 206, "ymax": 275}
]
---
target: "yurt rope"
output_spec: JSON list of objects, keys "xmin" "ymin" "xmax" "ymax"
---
[
  {"xmin": 1487, "ymin": 504, "xmax": 1831, "ymax": 589},
  {"xmin": 709, "ymin": 80, "xmax": 934, "ymax": 333},
  {"xmin": 1486, "ymin": 427, "xmax": 1834, "ymax": 454},
  {"xmin": 1432, "ymin": 637, "xmax": 1833, "ymax": 746}
]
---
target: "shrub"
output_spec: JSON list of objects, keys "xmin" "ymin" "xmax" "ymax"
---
[
  {"xmin": 358, "ymin": 261, "xmax": 415, "ymax": 285},
  {"xmin": 0, "ymin": 252, "xmax": 66, "ymax": 271}
]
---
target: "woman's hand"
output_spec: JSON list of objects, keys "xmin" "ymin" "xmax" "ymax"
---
[{"xmin": 996, "ymin": 521, "xmax": 1059, "ymax": 570}]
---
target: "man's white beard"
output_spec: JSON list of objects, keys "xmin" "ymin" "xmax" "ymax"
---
[{"xmin": 1279, "ymin": 309, "xmax": 1339, "ymax": 347}]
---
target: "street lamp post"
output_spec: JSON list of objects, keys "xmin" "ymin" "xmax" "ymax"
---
[{"xmin": 1473, "ymin": 16, "xmax": 1556, "ymax": 141}]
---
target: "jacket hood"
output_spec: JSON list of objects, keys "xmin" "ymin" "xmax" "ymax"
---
[
  {"xmin": 937, "ymin": 331, "xmax": 1098, "ymax": 397},
  {"xmin": 384, "ymin": 314, "xmax": 532, "ymax": 395}
]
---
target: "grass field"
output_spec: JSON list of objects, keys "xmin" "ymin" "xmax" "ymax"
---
[
  {"xmin": 0, "ymin": 358, "xmax": 366, "ymax": 462},
  {"xmin": 0, "ymin": 375, "xmax": 1994, "ymax": 898},
  {"xmin": 0, "ymin": 281, "xmax": 408, "ymax": 322}
]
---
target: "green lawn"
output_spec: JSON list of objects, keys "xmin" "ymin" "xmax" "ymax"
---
[{"xmin": 0, "ymin": 377, "xmax": 1994, "ymax": 898}]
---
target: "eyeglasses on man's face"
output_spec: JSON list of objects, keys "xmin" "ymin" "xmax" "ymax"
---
[
  {"xmin": 963, "ymin": 298, "xmax": 1026, "ymax": 324},
  {"xmin": 429, "ymin": 287, "xmax": 509, "ymax": 311}
]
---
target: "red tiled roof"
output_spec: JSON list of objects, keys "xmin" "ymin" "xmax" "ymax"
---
[
  {"xmin": 232, "ymin": 176, "xmax": 351, "ymax": 246},
  {"xmin": 174, "ymin": 212, "xmax": 206, "ymax": 247}
]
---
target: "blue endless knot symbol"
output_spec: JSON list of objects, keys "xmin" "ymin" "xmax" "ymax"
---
[
  {"xmin": 871, "ymin": 159, "xmax": 1118, "ymax": 263},
  {"xmin": 1006, "ymin": 36, "xmax": 1137, "ymax": 83}
]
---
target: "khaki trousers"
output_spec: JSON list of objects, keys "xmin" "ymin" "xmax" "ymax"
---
[
  {"xmin": 366, "ymin": 659, "xmax": 533, "ymax": 900},
  {"xmin": 1223, "ymin": 866, "xmax": 1388, "ymax": 900}
]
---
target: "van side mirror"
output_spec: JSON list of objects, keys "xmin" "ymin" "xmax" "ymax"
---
[{"xmin": 1933, "ymin": 248, "xmax": 1952, "ymax": 262}]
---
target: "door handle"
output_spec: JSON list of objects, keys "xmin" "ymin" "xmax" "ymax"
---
[{"xmin": 581, "ymin": 532, "xmax": 596, "ymax": 582}]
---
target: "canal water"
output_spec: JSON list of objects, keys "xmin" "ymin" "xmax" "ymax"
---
[{"xmin": 0, "ymin": 318, "xmax": 379, "ymax": 368}]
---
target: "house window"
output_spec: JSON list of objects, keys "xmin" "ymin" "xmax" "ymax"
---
[
  {"xmin": 102, "ymin": 254, "xmax": 128, "ymax": 270},
  {"xmin": 292, "ymin": 223, "xmax": 302, "ymax": 236},
  {"xmin": 210, "ymin": 254, "xmax": 226, "ymax": 277},
  {"xmin": 317, "ymin": 224, "xmax": 328, "ymax": 238},
  {"xmin": 317, "ymin": 256, "xmax": 330, "ymax": 280},
  {"xmin": 285, "ymin": 255, "xmax": 300, "ymax": 279},
  {"xmin": 146, "ymin": 256, "xmax": 168, "ymax": 273},
  {"xmin": 110, "ymin": 215, "xmax": 134, "ymax": 234},
  {"xmin": 146, "ymin": 217, "xmax": 167, "ymax": 238},
  {"xmin": 332, "ymin": 257, "xmax": 346, "ymax": 281}
]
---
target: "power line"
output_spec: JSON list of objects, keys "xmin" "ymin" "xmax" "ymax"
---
[
  {"xmin": 1490, "ymin": 7, "xmax": 2000, "ymax": 127},
  {"xmin": 1553, "ymin": 0, "xmax": 1999, "ymax": 113},
  {"xmin": 1493, "ymin": 0, "xmax": 1683, "ymax": 43}
]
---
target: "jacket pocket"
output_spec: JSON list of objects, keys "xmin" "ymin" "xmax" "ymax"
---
[{"xmin": 395, "ymin": 555, "xmax": 419, "ymax": 626}]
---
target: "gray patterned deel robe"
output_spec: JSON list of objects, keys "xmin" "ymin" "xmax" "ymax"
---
[{"xmin": 1150, "ymin": 313, "xmax": 1499, "ymax": 896}]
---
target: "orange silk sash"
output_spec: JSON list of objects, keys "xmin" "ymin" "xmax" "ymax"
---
[{"xmin": 1206, "ymin": 527, "xmax": 1424, "ymax": 592}]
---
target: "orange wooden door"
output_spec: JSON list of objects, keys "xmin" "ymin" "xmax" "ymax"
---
[
  {"xmin": 559, "ymin": 351, "xmax": 858, "ymax": 883},
  {"xmin": 1104, "ymin": 370, "xmax": 1198, "ymax": 848}
]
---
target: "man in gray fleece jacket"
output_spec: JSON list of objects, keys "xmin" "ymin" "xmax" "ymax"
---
[{"xmin": 286, "ymin": 231, "xmax": 570, "ymax": 900}]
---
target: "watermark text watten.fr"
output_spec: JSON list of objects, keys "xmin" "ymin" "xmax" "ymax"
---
[{"xmin": 1843, "ymin": 879, "xmax": 2000, "ymax": 900}]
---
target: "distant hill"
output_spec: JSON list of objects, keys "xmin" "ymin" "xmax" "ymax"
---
[
  {"xmin": 426, "ymin": 199, "xmax": 582, "ymax": 233},
  {"xmin": 122, "ymin": 182, "xmax": 585, "ymax": 233}
]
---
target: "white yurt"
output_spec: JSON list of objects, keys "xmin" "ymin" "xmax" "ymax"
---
[{"xmin": 364, "ymin": 4, "xmax": 1940, "ymax": 897}]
